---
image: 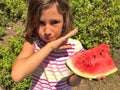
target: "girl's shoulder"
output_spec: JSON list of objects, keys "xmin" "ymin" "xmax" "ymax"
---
[
  {"xmin": 67, "ymin": 38, "xmax": 84, "ymax": 52},
  {"xmin": 33, "ymin": 38, "xmax": 46, "ymax": 51},
  {"xmin": 67, "ymin": 38, "xmax": 81, "ymax": 43}
]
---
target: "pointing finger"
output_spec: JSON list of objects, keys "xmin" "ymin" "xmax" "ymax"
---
[{"xmin": 64, "ymin": 28, "xmax": 78, "ymax": 39}]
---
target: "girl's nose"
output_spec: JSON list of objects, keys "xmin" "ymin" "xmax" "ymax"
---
[{"xmin": 44, "ymin": 24, "xmax": 52, "ymax": 37}]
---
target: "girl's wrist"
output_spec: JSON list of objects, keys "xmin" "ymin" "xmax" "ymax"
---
[{"xmin": 46, "ymin": 43, "xmax": 54, "ymax": 51}]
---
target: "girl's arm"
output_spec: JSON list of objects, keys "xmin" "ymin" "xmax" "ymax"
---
[
  {"xmin": 11, "ymin": 41, "xmax": 53, "ymax": 82},
  {"xmin": 11, "ymin": 28, "xmax": 78, "ymax": 82}
]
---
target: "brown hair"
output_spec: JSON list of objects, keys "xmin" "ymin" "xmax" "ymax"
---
[{"xmin": 25, "ymin": 0, "xmax": 73, "ymax": 43}]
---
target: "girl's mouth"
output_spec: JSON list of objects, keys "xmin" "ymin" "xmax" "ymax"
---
[{"xmin": 45, "ymin": 37, "xmax": 56, "ymax": 42}]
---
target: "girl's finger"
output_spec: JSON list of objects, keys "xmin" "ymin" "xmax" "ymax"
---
[
  {"xmin": 64, "ymin": 28, "xmax": 78, "ymax": 39},
  {"xmin": 58, "ymin": 44, "xmax": 72, "ymax": 50},
  {"xmin": 97, "ymin": 75, "xmax": 105, "ymax": 80}
]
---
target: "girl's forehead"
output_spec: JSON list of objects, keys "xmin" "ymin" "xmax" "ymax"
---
[
  {"xmin": 40, "ymin": 2, "xmax": 63, "ymax": 14},
  {"xmin": 42, "ymin": 3, "xmax": 58, "ymax": 12},
  {"xmin": 41, "ymin": 4, "xmax": 61, "ymax": 15},
  {"xmin": 40, "ymin": 4, "xmax": 63, "ymax": 20}
]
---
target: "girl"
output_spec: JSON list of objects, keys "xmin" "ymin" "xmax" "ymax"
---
[{"xmin": 11, "ymin": 0, "xmax": 84, "ymax": 90}]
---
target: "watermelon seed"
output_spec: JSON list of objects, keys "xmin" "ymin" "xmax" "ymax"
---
[
  {"xmin": 93, "ymin": 55, "xmax": 96, "ymax": 58},
  {"xmin": 81, "ymin": 60, "xmax": 85, "ymax": 63},
  {"xmin": 100, "ymin": 52, "xmax": 102, "ymax": 56}
]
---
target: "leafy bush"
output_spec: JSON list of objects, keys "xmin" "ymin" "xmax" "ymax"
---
[
  {"xmin": 0, "ymin": 36, "xmax": 31, "ymax": 89},
  {"xmin": 4, "ymin": 0, "xmax": 27, "ymax": 21},
  {"xmin": 0, "ymin": 27, "xmax": 5, "ymax": 37},
  {"xmin": 0, "ymin": 0, "xmax": 29, "ymax": 89},
  {"xmin": 71, "ymin": 0, "xmax": 120, "ymax": 49},
  {"xmin": 0, "ymin": 0, "xmax": 9, "ymax": 26},
  {"xmin": 0, "ymin": 0, "xmax": 27, "ymax": 27}
]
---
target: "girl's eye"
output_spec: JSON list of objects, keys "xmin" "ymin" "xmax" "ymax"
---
[
  {"xmin": 39, "ymin": 21, "xmax": 45, "ymax": 26},
  {"xmin": 50, "ymin": 20, "xmax": 60, "ymax": 25}
]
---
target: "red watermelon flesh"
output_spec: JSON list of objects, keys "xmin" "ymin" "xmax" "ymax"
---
[{"xmin": 66, "ymin": 44, "xmax": 117, "ymax": 79}]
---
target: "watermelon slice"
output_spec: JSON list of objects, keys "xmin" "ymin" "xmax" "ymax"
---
[{"xmin": 66, "ymin": 44, "xmax": 117, "ymax": 79}]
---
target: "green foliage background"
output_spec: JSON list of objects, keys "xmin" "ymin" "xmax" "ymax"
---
[
  {"xmin": 71, "ymin": 0, "xmax": 120, "ymax": 49},
  {"xmin": 0, "ymin": 0, "xmax": 120, "ymax": 89}
]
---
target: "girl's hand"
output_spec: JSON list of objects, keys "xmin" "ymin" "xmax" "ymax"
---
[
  {"xmin": 47, "ymin": 28, "xmax": 78, "ymax": 50},
  {"xmin": 68, "ymin": 73, "xmax": 82, "ymax": 87},
  {"xmin": 88, "ymin": 75, "xmax": 106, "ymax": 81}
]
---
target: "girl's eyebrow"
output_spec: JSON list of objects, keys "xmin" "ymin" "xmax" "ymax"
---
[
  {"xmin": 50, "ymin": 19, "xmax": 60, "ymax": 22},
  {"xmin": 50, "ymin": 20, "xmax": 60, "ymax": 24},
  {"xmin": 40, "ymin": 19, "xmax": 61, "ymax": 23}
]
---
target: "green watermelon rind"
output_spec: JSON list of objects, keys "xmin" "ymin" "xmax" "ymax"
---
[{"xmin": 66, "ymin": 59, "xmax": 118, "ymax": 79}]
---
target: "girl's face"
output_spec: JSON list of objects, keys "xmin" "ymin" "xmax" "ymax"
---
[{"xmin": 38, "ymin": 4, "xmax": 64, "ymax": 43}]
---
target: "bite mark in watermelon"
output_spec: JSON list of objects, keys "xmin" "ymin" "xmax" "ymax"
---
[{"xmin": 66, "ymin": 44, "xmax": 118, "ymax": 79}]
